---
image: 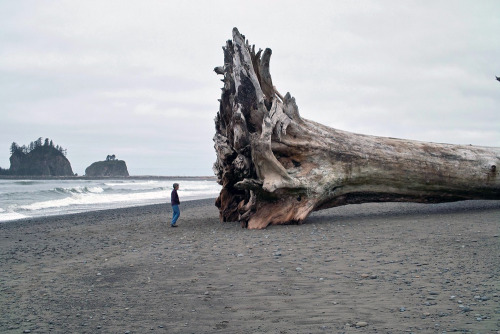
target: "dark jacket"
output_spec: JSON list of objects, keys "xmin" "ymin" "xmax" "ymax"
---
[{"xmin": 171, "ymin": 189, "xmax": 180, "ymax": 206}]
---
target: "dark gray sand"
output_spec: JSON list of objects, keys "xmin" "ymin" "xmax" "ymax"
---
[{"xmin": 1, "ymin": 199, "xmax": 499, "ymax": 333}]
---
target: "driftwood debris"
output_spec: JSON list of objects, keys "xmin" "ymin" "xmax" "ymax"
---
[{"xmin": 213, "ymin": 28, "xmax": 500, "ymax": 229}]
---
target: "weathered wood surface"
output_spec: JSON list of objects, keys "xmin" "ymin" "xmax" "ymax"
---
[{"xmin": 213, "ymin": 28, "xmax": 500, "ymax": 229}]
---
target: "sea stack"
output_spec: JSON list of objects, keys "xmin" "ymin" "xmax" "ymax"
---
[
  {"xmin": 8, "ymin": 139, "xmax": 74, "ymax": 176},
  {"xmin": 85, "ymin": 155, "xmax": 129, "ymax": 177}
]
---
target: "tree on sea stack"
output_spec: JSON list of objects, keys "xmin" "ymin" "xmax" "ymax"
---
[{"xmin": 213, "ymin": 28, "xmax": 500, "ymax": 229}]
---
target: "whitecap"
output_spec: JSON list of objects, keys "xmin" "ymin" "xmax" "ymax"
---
[
  {"xmin": 105, "ymin": 181, "xmax": 158, "ymax": 187},
  {"xmin": 0, "ymin": 211, "xmax": 28, "ymax": 222},
  {"xmin": 86, "ymin": 187, "xmax": 104, "ymax": 193},
  {"xmin": 54, "ymin": 186, "xmax": 104, "ymax": 194},
  {"xmin": 19, "ymin": 190, "xmax": 169, "ymax": 211}
]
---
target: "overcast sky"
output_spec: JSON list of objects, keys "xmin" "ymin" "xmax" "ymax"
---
[{"xmin": 1, "ymin": 1, "xmax": 499, "ymax": 176}]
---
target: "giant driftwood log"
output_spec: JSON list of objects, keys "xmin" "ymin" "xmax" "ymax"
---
[{"xmin": 213, "ymin": 28, "xmax": 500, "ymax": 229}]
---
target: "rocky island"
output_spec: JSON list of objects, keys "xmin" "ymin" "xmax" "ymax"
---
[
  {"xmin": 85, "ymin": 155, "xmax": 129, "ymax": 177},
  {"xmin": 1, "ymin": 138, "xmax": 74, "ymax": 176}
]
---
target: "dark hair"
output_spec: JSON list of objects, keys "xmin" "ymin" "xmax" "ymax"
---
[{"xmin": 173, "ymin": 183, "xmax": 179, "ymax": 189}]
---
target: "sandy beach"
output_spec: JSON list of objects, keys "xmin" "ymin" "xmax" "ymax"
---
[{"xmin": 1, "ymin": 199, "xmax": 499, "ymax": 333}]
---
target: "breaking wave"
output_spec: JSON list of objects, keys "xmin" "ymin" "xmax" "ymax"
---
[{"xmin": 0, "ymin": 178, "xmax": 221, "ymax": 222}]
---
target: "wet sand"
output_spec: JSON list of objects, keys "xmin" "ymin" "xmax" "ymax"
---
[{"xmin": 1, "ymin": 199, "xmax": 499, "ymax": 333}]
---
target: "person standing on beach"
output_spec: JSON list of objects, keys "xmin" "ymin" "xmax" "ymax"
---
[{"xmin": 170, "ymin": 183, "xmax": 180, "ymax": 227}]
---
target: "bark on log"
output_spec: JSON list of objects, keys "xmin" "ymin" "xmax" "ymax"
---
[{"xmin": 213, "ymin": 28, "xmax": 500, "ymax": 229}]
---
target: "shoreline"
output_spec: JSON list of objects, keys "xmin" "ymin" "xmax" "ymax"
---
[
  {"xmin": 0, "ymin": 178, "xmax": 220, "ymax": 223},
  {"xmin": 0, "ymin": 197, "xmax": 217, "ymax": 226},
  {"xmin": 3, "ymin": 197, "xmax": 500, "ymax": 226},
  {"xmin": 1, "ymin": 199, "xmax": 499, "ymax": 333},
  {"xmin": 0, "ymin": 175, "xmax": 217, "ymax": 181}
]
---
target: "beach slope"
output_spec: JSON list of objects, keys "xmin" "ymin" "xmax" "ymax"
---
[{"xmin": 1, "ymin": 199, "xmax": 499, "ymax": 333}]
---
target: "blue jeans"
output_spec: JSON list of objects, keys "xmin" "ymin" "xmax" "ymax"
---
[{"xmin": 171, "ymin": 204, "xmax": 180, "ymax": 225}]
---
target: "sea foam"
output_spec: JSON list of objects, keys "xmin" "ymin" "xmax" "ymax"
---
[{"xmin": 0, "ymin": 210, "xmax": 28, "ymax": 222}]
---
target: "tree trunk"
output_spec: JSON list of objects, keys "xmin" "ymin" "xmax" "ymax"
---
[{"xmin": 213, "ymin": 28, "xmax": 500, "ymax": 229}]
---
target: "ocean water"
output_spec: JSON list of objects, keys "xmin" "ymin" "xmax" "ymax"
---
[{"xmin": 0, "ymin": 178, "xmax": 221, "ymax": 222}]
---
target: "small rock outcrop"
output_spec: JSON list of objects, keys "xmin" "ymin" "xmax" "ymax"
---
[
  {"xmin": 85, "ymin": 159, "xmax": 129, "ymax": 177},
  {"xmin": 8, "ymin": 139, "xmax": 74, "ymax": 176}
]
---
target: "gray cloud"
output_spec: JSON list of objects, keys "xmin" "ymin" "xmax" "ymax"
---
[{"xmin": 1, "ymin": 0, "xmax": 499, "ymax": 175}]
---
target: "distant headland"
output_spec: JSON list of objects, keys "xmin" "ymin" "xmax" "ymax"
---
[{"xmin": 0, "ymin": 138, "xmax": 74, "ymax": 176}]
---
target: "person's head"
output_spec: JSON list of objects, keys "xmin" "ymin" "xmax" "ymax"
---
[{"xmin": 173, "ymin": 183, "xmax": 179, "ymax": 190}]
